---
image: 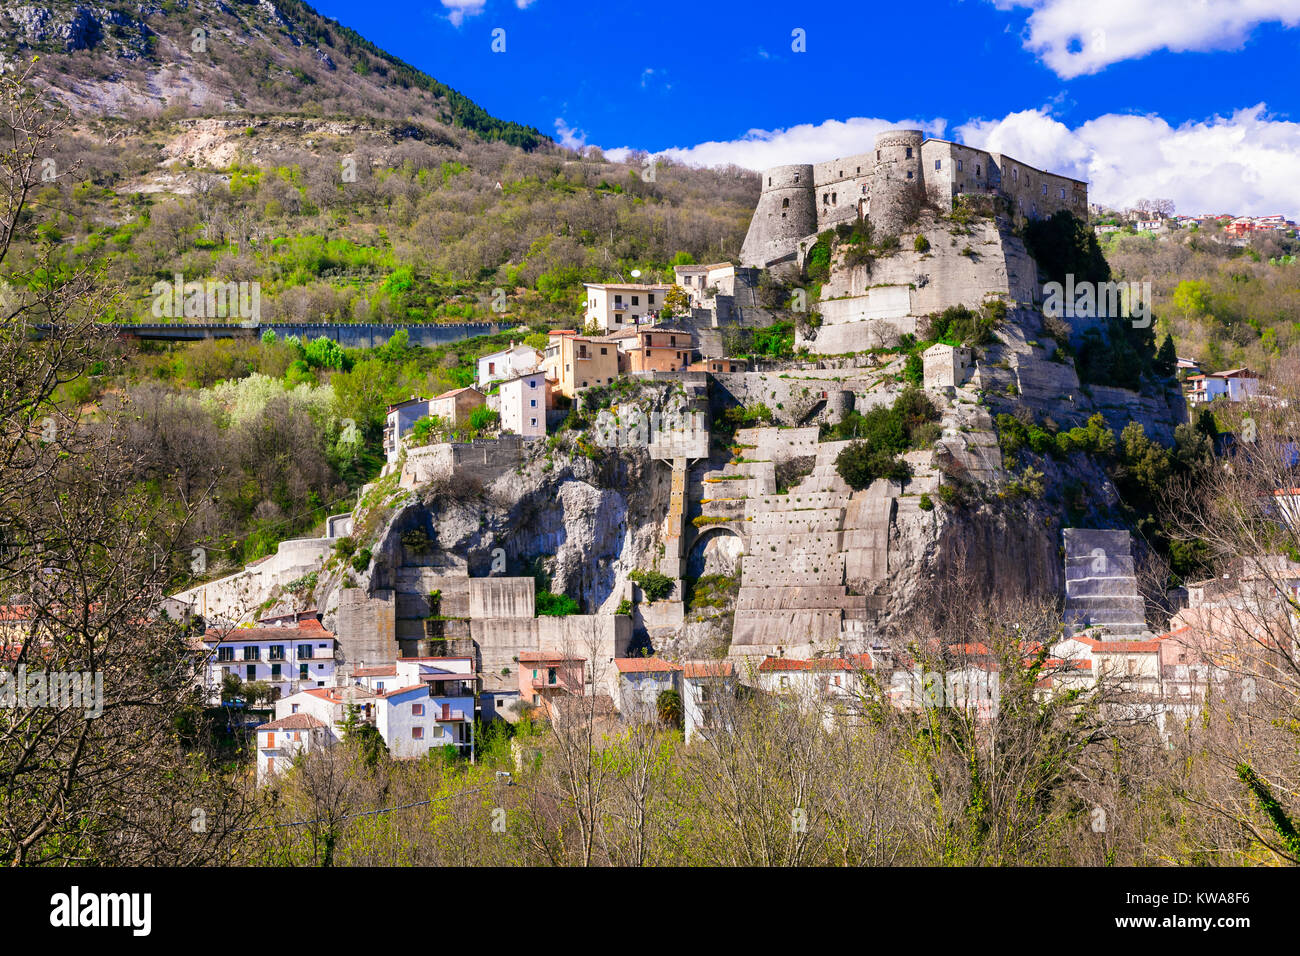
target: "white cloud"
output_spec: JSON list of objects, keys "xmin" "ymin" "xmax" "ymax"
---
[
  {"xmin": 604, "ymin": 115, "xmax": 948, "ymax": 170},
  {"xmin": 440, "ymin": 0, "xmax": 486, "ymax": 26},
  {"xmin": 991, "ymin": 0, "xmax": 1300, "ymax": 77},
  {"xmin": 515, "ymin": 0, "xmax": 538, "ymax": 8},
  {"xmin": 554, "ymin": 118, "xmax": 587, "ymax": 151},
  {"xmin": 595, "ymin": 106, "xmax": 1300, "ymax": 217},
  {"xmin": 956, "ymin": 104, "xmax": 1300, "ymax": 216}
]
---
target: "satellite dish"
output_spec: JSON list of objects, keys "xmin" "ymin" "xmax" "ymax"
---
[{"xmin": 630, "ymin": 269, "xmax": 642, "ymax": 279}]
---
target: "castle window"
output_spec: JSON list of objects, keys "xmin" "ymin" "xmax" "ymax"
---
[
  {"xmin": 976, "ymin": 164, "xmax": 981, "ymax": 176},
  {"xmin": 1013, "ymin": 168, "xmax": 1018, "ymax": 181},
  {"xmin": 838, "ymin": 170, "xmax": 842, "ymax": 177},
  {"xmin": 823, "ymin": 193, "xmax": 829, "ymax": 205},
  {"xmin": 856, "ymin": 166, "xmax": 861, "ymax": 173},
  {"xmin": 768, "ymin": 177, "xmax": 772, "ymax": 186},
  {"xmin": 905, "ymin": 147, "xmax": 913, "ymax": 159},
  {"xmin": 907, "ymin": 171, "xmax": 914, "ymax": 180},
  {"xmin": 1042, "ymin": 184, "xmax": 1047, "ymax": 196},
  {"xmin": 794, "ymin": 174, "xmax": 799, "ymax": 182},
  {"xmin": 876, "ymin": 150, "xmax": 880, "ymax": 160},
  {"xmin": 957, "ymin": 159, "xmax": 963, "ymax": 172},
  {"xmin": 782, "ymin": 198, "xmax": 789, "ymax": 208},
  {"xmin": 1059, "ymin": 187, "xmax": 1066, "ymax": 199},
  {"xmin": 782, "ymin": 213, "xmax": 787, "ymax": 218},
  {"xmin": 831, "ymin": 192, "xmax": 836, "ymax": 204},
  {"xmin": 935, "ymin": 160, "xmax": 941, "ymax": 170}
]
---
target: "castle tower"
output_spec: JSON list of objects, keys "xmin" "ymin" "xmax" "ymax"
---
[
  {"xmin": 868, "ymin": 129, "xmax": 924, "ymax": 237},
  {"xmin": 739, "ymin": 163, "xmax": 815, "ymax": 269}
]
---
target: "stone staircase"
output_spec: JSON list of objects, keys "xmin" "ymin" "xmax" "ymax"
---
[{"xmin": 1062, "ymin": 528, "xmax": 1148, "ymax": 640}]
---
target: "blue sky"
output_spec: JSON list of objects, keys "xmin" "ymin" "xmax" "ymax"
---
[{"xmin": 311, "ymin": 0, "xmax": 1300, "ymax": 215}]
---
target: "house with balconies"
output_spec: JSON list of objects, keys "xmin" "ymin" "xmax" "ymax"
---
[{"xmin": 200, "ymin": 612, "xmax": 337, "ymax": 703}]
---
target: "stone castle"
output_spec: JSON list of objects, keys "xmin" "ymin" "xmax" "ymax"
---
[{"xmin": 739, "ymin": 128, "xmax": 1088, "ymax": 269}]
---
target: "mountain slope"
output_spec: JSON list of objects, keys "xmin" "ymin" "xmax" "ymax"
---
[{"xmin": 0, "ymin": 0, "xmax": 545, "ymax": 148}]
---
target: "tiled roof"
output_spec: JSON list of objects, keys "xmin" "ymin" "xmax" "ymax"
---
[
  {"xmin": 380, "ymin": 684, "xmax": 429, "ymax": 699},
  {"xmin": 518, "ymin": 651, "xmax": 583, "ymax": 663},
  {"xmin": 202, "ymin": 618, "xmax": 332, "ymax": 644},
  {"xmin": 683, "ymin": 660, "xmax": 735, "ymax": 678},
  {"xmin": 615, "ymin": 657, "xmax": 682, "ymax": 674},
  {"xmin": 354, "ymin": 665, "xmax": 397, "ymax": 677},
  {"xmin": 759, "ymin": 655, "xmax": 872, "ymax": 672},
  {"xmin": 258, "ymin": 713, "xmax": 328, "ymax": 731}
]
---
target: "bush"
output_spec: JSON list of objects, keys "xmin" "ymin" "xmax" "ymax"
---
[
  {"xmin": 904, "ymin": 352, "xmax": 923, "ymax": 386},
  {"xmin": 913, "ymin": 234, "xmax": 930, "ymax": 253},
  {"xmin": 835, "ymin": 442, "xmax": 913, "ymax": 489},
  {"xmin": 616, "ymin": 598, "xmax": 633, "ymax": 616},
  {"xmin": 469, "ymin": 406, "xmax": 500, "ymax": 432},
  {"xmin": 630, "ymin": 568, "xmax": 675, "ymax": 602},
  {"xmin": 536, "ymin": 591, "xmax": 581, "ymax": 616},
  {"xmin": 918, "ymin": 493, "xmax": 934, "ymax": 511},
  {"xmin": 351, "ymin": 547, "xmax": 372, "ymax": 573}
]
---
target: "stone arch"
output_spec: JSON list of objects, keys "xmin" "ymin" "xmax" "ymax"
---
[{"xmin": 686, "ymin": 526, "xmax": 745, "ymax": 579}]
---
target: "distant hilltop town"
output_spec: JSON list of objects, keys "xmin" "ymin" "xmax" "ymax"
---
[{"xmin": 740, "ymin": 127, "xmax": 1088, "ymax": 270}]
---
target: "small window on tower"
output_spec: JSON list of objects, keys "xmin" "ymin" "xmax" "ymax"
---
[
  {"xmin": 905, "ymin": 147, "xmax": 913, "ymax": 159},
  {"xmin": 782, "ymin": 198, "xmax": 789, "ymax": 208},
  {"xmin": 935, "ymin": 159, "xmax": 941, "ymax": 170}
]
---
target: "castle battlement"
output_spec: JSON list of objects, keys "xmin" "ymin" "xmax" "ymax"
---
[{"xmin": 740, "ymin": 128, "xmax": 1088, "ymax": 270}]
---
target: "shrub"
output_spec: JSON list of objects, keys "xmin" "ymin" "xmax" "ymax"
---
[
  {"xmin": 914, "ymin": 234, "xmax": 930, "ymax": 253},
  {"xmin": 616, "ymin": 598, "xmax": 633, "ymax": 616},
  {"xmin": 351, "ymin": 547, "xmax": 372, "ymax": 573},
  {"xmin": 630, "ymin": 568, "xmax": 675, "ymax": 602},
  {"xmin": 904, "ymin": 352, "xmax": 923, "ymax": 386},
  {"xmin": 918, "ymin": 493, "xmax": 934, "ymax": 511},
  {"xmin": 835, "ymin": 442, "xmax": 913, "ymax": 489},
  {"xmin": 536, "ymin": 591, "xmax": 581, "ymax": 616}
]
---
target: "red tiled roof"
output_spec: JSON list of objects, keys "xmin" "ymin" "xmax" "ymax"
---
[
  {"xmin": 759, "ymin": 655, "xmax": 872, "ymax": 672},
  {"xmin": 202, "ymin": 618, "xmax": 332, "ymax": 644},
  {"xmin": 615, "ymin": 657, "xmax": 682, "ymax": 674},
  {"xmin": 683, "ymin": 660, "xmax": 735, "ymax": 678},
  {"xmin": 258, "ymin": 713, "xmax": 328, "ymax": 731},
  {"xmin": 354, "ymin": 665, "xmax": 397, "ymax": 677},
  {"xmin": 1066, "ymin": 634, "xmax": 1170, "ymax": 653}
]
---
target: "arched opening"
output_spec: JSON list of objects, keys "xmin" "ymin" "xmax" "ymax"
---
[{"xmin": 687, "ymin": 526, "xmax": 744, "ymax": 579}]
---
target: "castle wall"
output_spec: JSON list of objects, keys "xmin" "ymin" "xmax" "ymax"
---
[
  {"xmin": 739, "ymin": 134, "xmax": 1090, "ymax": 269},
  {"xmin": 738, "ymin": 163, "xmax": 816, "ymax": 268}
]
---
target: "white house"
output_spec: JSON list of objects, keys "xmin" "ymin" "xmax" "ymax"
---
[
  {"xmin": 1187, "ymin": 368, "xmax": 1260, "ymax": 405},
  {"xmin": 384, "ymin": 396, "xmax": 431, "ymax": 463},
  {"xmin": 614, "ymin": 657, "xmax": 682, "ymax": 721},
  {"xmin": 682, "ymin": 659, "xmax": 735, "ymax": 743},
  {"xmin": 673, "ymin": 263, "xmax": 736, "ymax": 309},
  {"xmin": 476, "ymin": 343, "xmax": 543, "ymax": 389},
  {"xmin": 757, "ymin": 656, "xmax": 873, "ymax": 726},
  {"xmin": 275, "ymin": 683, "xmax": 380, "ymax": 736},
  {"xmin": 200, "ymin": 613, "xmax": 337, "ymax": 704},
  {"xmin": 497, "ymin": 370, "xmax": 550, "ymax": 439},
  {"xmin": 582, "ymin": 283, "xmax": 672, "ymax": 333},
  {"xmin": 255, "ymin": 712, "xmax": 332, "ymax": 784},
  {"xmin": 375, "ymin": 683, "xmax": 474, "ymax": 759}
]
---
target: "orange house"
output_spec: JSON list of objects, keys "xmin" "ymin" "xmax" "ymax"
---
[
  {"xmin": 624, "ymin": 327, "xmax": 696, "ymax": 373},
  {"xmin": 518, "ymin": 651, "xmax": 587, "ymax": 719}
]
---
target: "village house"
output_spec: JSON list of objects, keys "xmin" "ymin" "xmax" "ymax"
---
[
  {"xmin": 275, "ymin": 683, "xmax": 380, "ymax": 735},
  {"xmin": 375, "ymin": 682, "xmax": 474, "ymax": 759},
  {"xmin": 517, "ymin": 651, "xmax": 586, "ymax": 720},
  {"xmin": 621, "ymin": 326, "xmax": 697, "ymax": 374},
  {"xmin": 496, "ymin": 369, "xmax": 550, "ymax": 439},
  {"xmin": 682, "ymin": 658, "xmax": 736, "ymax": 743},
  {"xmin": 614, "ymin": 657, "xmax": 682, "ymax": 721},
  {"xmin": 383, "ymin": 395, "xmax": 432, "ymax": 463},
  {"xmin": 582, "ymin": 282, "xmax": 672, "ymax": 333},
  {"xmin": 757, "ymin": 656, "xmax": 873, "ymax": 726},
  {"xmin": 255, "ymin": 712, "xmax": 332, "ymax": 783},
  {"xmin": 922, "ymin": 343, "xmax": 973, "ymax": 389},
  {"xmin": 673, "ymin": 262, "xmax": 737, "ymax": 309},
  {"xmin": 199, "ymin": 613, "xmax": 337, "ymax": 703},
  {"xmin": 1186, "ymin": 367, "xmax": 1260, "ymax": 405},
  {"xmin": 687, "ymin": 357, "xmax": 748, "ymax": 374},
  {"xmin": 429, "ymin": 385, "xmax": 487, "ymax": 426},
  {"xmin": 476, "ymin": 342, "xmax": 543, "ymax": 389},
  {"xmin": 544, "ymin": 330, "xmax": 621, "ymax": 399}
]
